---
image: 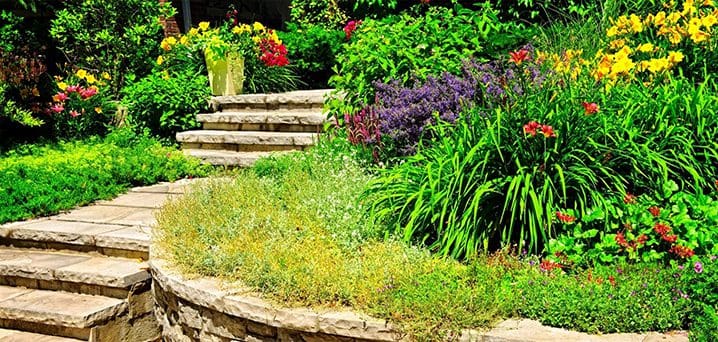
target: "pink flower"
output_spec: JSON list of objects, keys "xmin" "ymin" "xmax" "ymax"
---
[
  {"xmin": 69, "ymin": 110, "xmax": 80, "ymax": 117},
  {"xmin": 65, "ymin": 85, "xmax": 80, "ymax": 93},
  {"xmin": 50, "ymin": 104, "xmax": 64, "ymax": 113},
  {"xmin": 344, "ymin": 20, "xmax": 362, "ymax": 40},
  {"xmin": 79, "ymin": 87, "xmax": 97, "ymax": 99},
  {"xmin": 53, "ymin": 92, "xmax": 68, "ymax": 102}
]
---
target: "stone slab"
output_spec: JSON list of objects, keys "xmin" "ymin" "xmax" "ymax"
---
[
  {"xmin": 0, "ymin": 286, "xmax": 127, "ymax": 328},
  {"xmin": 96, "ymin": 192, "xmax": 177, "ymax": 209},
  {"xmin": 55, "ymin": 256, "xmax": 149, "ymax": 288},
  {"xmin": 104, "ymin": 208, "xmax": 157, "ymax": 227},
  {"xmin": 183, "ymin": 150, "xmax": 277, "ymax": 167},
  {"xmin": 0, "ymin": 287, "xmax": 32, "ymax": 302},
  {"xmin": 0, "ymin": 248, "xmax": 88, "ymax": 281},
  {"xmin": 129, "ymin": 179, "xmax": 199, "ymax": 194},
  {"xmin": 53, "ymin": 206, "xmax": 141, "ymax": 225},
  {"xmin": 197, "ymin": 111, "xmax": 326, "ymax": 126},
  {"xmin": 94, "ymin": 226, "xmax": 150, "ymax": 252},
  {"xmin": 1, "ymin": 220, "xmax": 127, "ymax": 247},
  {"xmin": 176, "ymin": 130, "xmax": 318, "ymax": 147},
  {"xmin": 0, "ymin": 328, "xmax": 80, "ymax": 341}
]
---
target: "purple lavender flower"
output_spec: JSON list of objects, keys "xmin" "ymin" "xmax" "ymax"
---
[{"xmin": 695, "ymin": 261, "xmax": 704, "ymax": 274}]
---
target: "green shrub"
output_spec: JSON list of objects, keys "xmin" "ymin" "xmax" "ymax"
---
[
  {"xmin": 50, "ymin": 0, "xmax": 170, "ymax": 95},
  {"xmin": 277, "ymin": 23, "xmax": 344, "ymax": 89},
  {"xmin": 121, "ymin": 70, "xmax": 210, "ymax": 139},
  {"xmin": 329, "ymin": 4, "xmax": 529, "ymax": 111},
  {"xmin": 0, "ymin": 129, "xmax": 209, "ymax": 224},
  {"xmin": 549, "ymin": 182, "xmax": 718, "ymax": 266}
]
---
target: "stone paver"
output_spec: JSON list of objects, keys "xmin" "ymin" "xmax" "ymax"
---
[
  {"xmin": 96, "ymin": 192, "xmax": 177, "ymax": 209},
  {"xmin": 0, "ymin": 286, "xmax": 126, "ymax": 328},
  {"xmin": 0, "ymin": 328, "xmax": 79, "ymax": 341}
]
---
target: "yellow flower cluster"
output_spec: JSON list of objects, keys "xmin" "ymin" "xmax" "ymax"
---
[
  {"xmin": 72, "ymin": 69, "xmax": 110, "ymax": 86},
  {"xmin": 538, "ymin": 49, "xmax": 590, "ymax": 81},
  {"xmin": 595, "ymin": 0, "xmax": 715, "ymax": 83}
]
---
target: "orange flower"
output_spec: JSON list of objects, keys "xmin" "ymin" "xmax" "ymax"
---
[{"xmin": 582, "ymin": 102, "xmax": 600, "ymax": 115}]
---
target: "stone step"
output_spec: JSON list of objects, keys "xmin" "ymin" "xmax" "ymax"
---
[
  {"xmin": 0, "ymin": 219, "xmax": 150, "ymax": 260},
  {"xmin": 197, "ymin": 110, "xmax": 326, "ymax": 132},
  {"xmin": 210, "ymin": 89, "xmax": 333, "ymax": 111},
  {"xmin": 0, "ymin": 247, "xmax": 149, "ymax": 298},
  {"xmin": 177, "ymin": 130, "xmax": 318, "ymax": 153},
  {"xmin": 0, "ymin": 286, "xmax": 126, "ymax": 340},
  {"xmin": 0, "ymin": 328, "xmax": 80, "ymax": 341},
  {"xmin": 183, "ymin": 150, "xmax": 278, "ymax": 167}
]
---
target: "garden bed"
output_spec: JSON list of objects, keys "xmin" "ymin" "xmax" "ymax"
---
[{"xmin": 150, "ymin": 256, "xmax": 688, "ymax": 342}]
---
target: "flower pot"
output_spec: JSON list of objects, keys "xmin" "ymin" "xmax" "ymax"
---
[{"xmin": 205, "ymin": 51, "xmax": 245, "ymax": 96}]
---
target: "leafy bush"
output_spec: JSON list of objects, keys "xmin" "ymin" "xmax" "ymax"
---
[
  {"xmin": 121, "ymin": 70, "xmax": 210, "ymax": 139},
  {"xmin": 50, "ymin": 0, "xmax": 169, "ymax": 95},
  {"xmin": 277, "ymin": 23, "xmax": 344, "ymax": 89},
  {"xmin": 0, "ymin": 129, "xmax": 209, "ymax": 224},
  {"xmin": 330, "ymin": 4, "xmax": 528, "ymax": 110},
  {"xmin": 289, "ymin": 0, "xmax": 350, "ymax": 28},
  {"xmin": 549, "ymin": 182, "xmax": 718, "ymax": 266}
]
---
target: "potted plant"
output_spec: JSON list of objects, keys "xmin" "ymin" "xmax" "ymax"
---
[{"xmin": 157, "ymin": 12, "xmax": 292, "ymax": 95}]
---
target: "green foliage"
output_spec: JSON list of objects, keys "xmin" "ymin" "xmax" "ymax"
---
[
  {"xmin": 289, "ymin": 0, "xmax": 350, "ymax": 28},
  {"xmin": 0, "ymin": 129, "xmax": 209, "ymax": 224},
  {"xmin": 243, "ymin": 58, "xmax": 303, "ymax": 94},
  {"xmin": 0, "ymin": 10, "xmax": 23, "ymax": 52},
  {"xmin": 50, "ymin": 0, "xmax": 170, "ymax": 95},
  {"xmin": 277, "ymin": 23, "xmax": 345, "ymax": 89},
  {"xmin": 511, "ymin": 263, "xmax": 689, "ymax": 333},
  {"xmin": 0, "ymin": 83, "xmax": 43, "ymax": 127},
  {"xmin": 121, "ymin": 70, "xmax": 210, "ymax": 139},
  {"xmin": 330, "ymin": 4, "xmax": 529, "ymax": 111}
]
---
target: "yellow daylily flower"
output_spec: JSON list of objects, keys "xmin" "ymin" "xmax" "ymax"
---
[
  {"xmin": 637, "ymin": 43, "xmax": 655, "ymax": 52},
  {"xmin": 157, "ymin": 55, "xmax": 164, "ymax": 65},
  {"xmin": 57, "ymin": 82, "xmax": 68, "ymax": 91},
  {"xmin": 199, "ymin": 22, "xmax": 210, "ymax": 31},
  {"xmin": 76, "ymin": 69, "xmax": 87, "ymax": 79},
  {"xmin": 252, "ymin": 22, "xmax": 265, "ymax": 31},
  {"xmin": 668, "ymin": 50, "xmax": 685, "ymax": 64},
  {"xmin": 95, "ymin": 107, "xmax": 102, "ymax": 114},
  {"xmin": 85, "ymin": 74, "xmax": 97, "ymax": 84},
  {"xmin": 101, "ymin": 72, "xmax": 111, "ymax": 80}
]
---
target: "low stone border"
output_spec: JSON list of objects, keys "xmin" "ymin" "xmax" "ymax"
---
[{"xmin": 150, "ymin": 256, "xmax": 689, "ymax": 342}]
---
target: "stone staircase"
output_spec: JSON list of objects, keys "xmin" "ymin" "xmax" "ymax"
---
[
  {"xmin": 0, "ymin": 181, "xmax": 193, "ymax": 341},
  {"xmin": 177, "ymin": 89, "xmax": 333, "ymax": 167}
]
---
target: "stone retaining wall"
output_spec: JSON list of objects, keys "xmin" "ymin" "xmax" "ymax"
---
[
  {"xmin": 150, "ymin": 257, "xmax": 689, "ymax": 342},
  {"xmin": 151, "ymin": 258, "xmax": 401, "ymax": 342}
]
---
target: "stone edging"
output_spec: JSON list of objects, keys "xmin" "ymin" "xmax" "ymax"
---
[{"xmin": 150, "ymin": 256, "xmax": 689, "ymax": 342}]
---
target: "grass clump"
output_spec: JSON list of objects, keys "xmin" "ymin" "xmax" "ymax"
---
[{"xmin": 0, "ymin": 129, "xmax": 209, "ymax": 224}]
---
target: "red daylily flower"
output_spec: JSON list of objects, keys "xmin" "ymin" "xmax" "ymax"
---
[
  {"xmin": 662, "ymin": 234, "xmax": 678, "ymax": 243},
  {"xmin": 69, "ymin": 110, "xmax": 80, "ymax": 117},
  {"xmin": 616, "ymin": 231, "xmax": 629, "ymax": 248},
  {"xmin": 509, "ymin": 49, "xmax": 530, "ymax": 65},
  {"xmin": 582, "ymin": 102, "xmax": 600, "ymax": 115},
  {"xmin": 541, "ymin": 124, "xmax": 556, "ymax": 138},
  {"xmin": 648, "ymin": 206, "xmax": 661, "ymax": 217},
  {"xmin": 556, "ymin": 211, "xmax": 576, "ymax": 223},
  {"xmin": 623, "ymin": 193, "xmax": 637, "ymax": 204},
  {"xmin": 523, "ymin": 121, "xmax": 540, "ymax": 136}
]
